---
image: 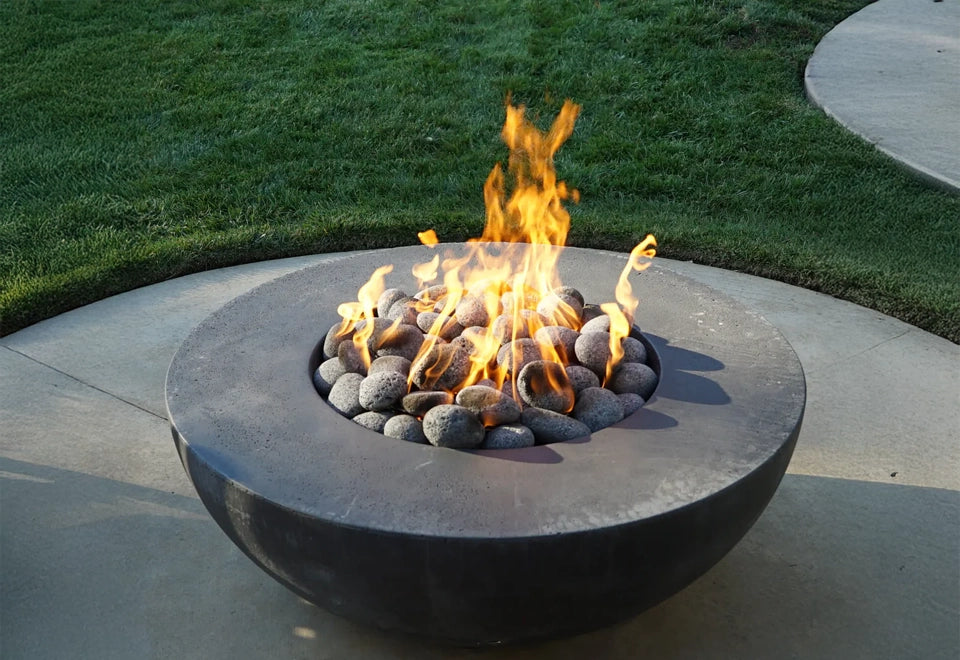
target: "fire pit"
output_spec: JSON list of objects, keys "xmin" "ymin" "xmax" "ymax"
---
[
  {"xmin": 166, "ymin": 102, "xmax": 803, "ymax": 644},
  {"xmin": 166, "ymin": 244, "xmax": 804, "ymax": 645}
]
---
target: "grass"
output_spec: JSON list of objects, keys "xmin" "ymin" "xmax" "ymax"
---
[{"xmin": 1, "ymin": 0, "xmax": 958, "ymax": 341}]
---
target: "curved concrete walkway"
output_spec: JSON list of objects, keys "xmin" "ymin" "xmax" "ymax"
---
[
  {"xmin": 2, "ymin": 252, "xmax": 958, "ymax": 659},
  {"xmin": 805, "ymin": 0, "xmax": 960, "ymax": 191}
]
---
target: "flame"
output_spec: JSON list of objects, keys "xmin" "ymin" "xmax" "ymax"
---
[{"xmin": 335, "ymin": 100, "xmax": 656, "ymax": 395}]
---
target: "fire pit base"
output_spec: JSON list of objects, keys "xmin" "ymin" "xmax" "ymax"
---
[{"xmin": 166, "ymin": 245, "xmax": 805, "ymax": 646}]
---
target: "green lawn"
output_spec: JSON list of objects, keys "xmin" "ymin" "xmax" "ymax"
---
[{"xmin": 2, "ymin": 0, "xmax": 958, "ymax": 340}]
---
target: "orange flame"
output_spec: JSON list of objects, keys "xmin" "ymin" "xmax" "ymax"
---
[{"xmin": 602, "ymin": 236, "xmax": 657, "ymax": 382}]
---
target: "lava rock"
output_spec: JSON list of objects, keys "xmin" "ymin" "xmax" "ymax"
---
[
  {"xmin": 416, "ymin": 312, "xmax": 463, "ymax": 341},
  {"xmin": 401, "ymin": 390, "xmax": 454, "ymax": 416},
  {"xmin": 322, "ymin": 322, "xmax": 353, "ymax": 360},
  {"xmin": 455, "ymin": 385, "xmax": 522, "ymax": 426},
  {"xmin": 384, "ymin": 297, "xmax": 419, "ymax": 325},
  {"xmin": 354, "ymin": 318, "xmax": 395, "ymax": 352},
  {"xmin": 520, "ymin": 407, "xmax": 591, "ymax": 444},
  {"xmin": 483, "ymin": 424, "xmax": 535, "ymax": 449},
  {"xmin": 383, "ymin": 414, "xmax": 429, "ymax": 444},
  {"xmin": 327, "ymin": 372, "xmax": 365, "ymax": 417},
  {"xmin": 352, "ymin": 410, "xmax": 396, "ymax": 433},
  {"xmin": 411, "ymin": 343, "xmax": 471, "ymax": 391},
  {"xmin": 565, "ymin": 365, "xmax": 600, "ymax": 395},
  {"xmin": 536, "ymin": 293, "xmax": 583, "ymax": 329},
  {"xmin": 358, "ymin": 371, "xmax": 408, "ymax": 411},
  {"xmin": 314, "ymin": 358, "xmax": 346, "ymax": 397},
  {"xmin": 552, "ymin": 285, "xmax": 584, "ymax": 307},
  {"xmin": 377, "ymin": 288, "xmax": 408, "ymax": 319},
  {"xmin": 607, "ymin": 362, "xmax": 658, "ymax": 399},
  {"xmin": 373, "ymin": 323, "xmax": 424, "ymax": 362},
  {"xmin": 422, "ymin": 404, "xmax": 485, "ymax": 448},
  {"xmin": 572, "ymin": 387, "xmax": 624, "ymax": 432},
  {"xmin": 580, "ymin": 304, "xmax": 605, "ymax": 324},
  {"xmin": 455, "ymin": 293, "xmax": 501, "ymax": 328},
  {"xmin": 475, "ymin": 378, "xmax": 497, "ymax": 389},
  {"xmin": 368, "ymin": 355, "xmax": 411, "ymax": 376},
  {"xmin": 580, "ymin": 315, "xmax": 612, "ymax": 334},
  {"xmin": 516, "ymin": 360, "xmax": 575, "ymax": 413},
  {"xmin": 574, "ymin": 331, "xmax": 613, "ymax": 377},
  {"xmin": 490, "ymin": 310, "xmax": 546, "ymax": 344},
  {"xmin": 620, "ymin": 336, "xmax": 647, "ymax": 364},
  {"xmin": 497, "ymin": 338, "xmax": 543, "ymax": 376},
  {"xmin": 533, "ymin": 326, "xmax": 580, "ymax": 363},
  {"xmin": 337, "ymin": 341, "xmax": 368, "ymax": 375},
  {"xmin": 414, "ymin": 284, "xmax": 448, "ymax": 303},
  {"xmin": 618, "ymin": 392, "xmax": 645, "ymax": 416}
]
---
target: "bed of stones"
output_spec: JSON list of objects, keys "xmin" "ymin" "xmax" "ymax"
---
[{"xmin": 313, "ymin": 283, "xmax": 659, "ymax": 449}]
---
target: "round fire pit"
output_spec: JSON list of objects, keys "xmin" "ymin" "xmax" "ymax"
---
[{"xmin": 166, "ymin": 244, "xmax": 805, "ymax": 645}]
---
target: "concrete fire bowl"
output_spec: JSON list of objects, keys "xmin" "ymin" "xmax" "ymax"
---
[{"xmin": 166, "ymin": 244, "xmax": 805, "ymax": 646}]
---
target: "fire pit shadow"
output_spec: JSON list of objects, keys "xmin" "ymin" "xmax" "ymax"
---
[{"xmin": 166, "ymin": 245, "xmax": 805, "ymax": 646}]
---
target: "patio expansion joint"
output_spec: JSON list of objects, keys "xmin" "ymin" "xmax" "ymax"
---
[
  {"xmin": 0, "ymin": 344, "xmax": 166, "ymax": 422},
  {"xmin": 826, "ymin": 328, "xmax": 915, "ymax": 369}
]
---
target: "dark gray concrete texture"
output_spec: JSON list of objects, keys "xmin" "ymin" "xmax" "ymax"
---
[
  {"xmin": 2, "ymin": 251, "xmax": 958, "ymax": 658},
  {"xmin": 805, "ymin": 0, "xmax": 960, "ymax": 191}
]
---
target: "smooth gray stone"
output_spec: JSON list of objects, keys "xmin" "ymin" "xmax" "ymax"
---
[
  {"xmin": 352, "ymin": 410, "xmax": 396, "ymax": 433},
  {"xmin": 376, "ymin": 288, "xmax": 408, "ymax": 319},
  {"xmin": 422, "ymin": 404, "xmax": 485, "ymax": 448},
  {"xmin": 575, "ymin": 331, "xmax": 612, "ymax": 377},
  {"xmin": 618, "ymin": 392, "xmax": 646, "ymax": 416},
  {"xmin": 607, "ymin": 362, "xmax": 659, "ymax": 399},
  {"xmin": 580, "ymin": 315, "xmax": 611, "ymax": 334},
  {"xmin": 516, "ymin": 360, "xmax": 575, "ymax": 413},
  {"xmin": 401, "ymin": 390, "xmax": 454, "ymax": 416},
  {"xmin": 520, "ymin": 407, "xmax": 591, "ymax": 444},
  {"xmin": 534, "ymin": 325, "xmax": 580, "ymax": 364},
  {"xmin": 565, "ymin": 364, "xmax": 600, "ymax": 395},
  {"xmin": 572, "ymin": 386, "xmax": 625, "ymax": 432},
  {"xmin": 358, "ymin": 371, "xmax": 408, "ymax": 411},
  {"xmin": 368, "ymin": 355, "xmax": 411, "ymax": 376},
  {"xmin": 314, "ymin": 358, "xmax": 346, "ymax": 397},
  {"xmin": 327, "ymin": 372, "xmax": 365, "ymax": 417},
  {"xmin": 483, "ymin": 423, "xmax": 535, "ymax": 449},
  {"xmin": 455, "ymin": 385, "xmax": 522, "ymax": 426},
  {"xmin": 383, "ymin": 414, "xmax": 428, "ymax": 444}
]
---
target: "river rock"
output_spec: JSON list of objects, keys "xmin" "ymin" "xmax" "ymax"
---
[
  {"xmin": 358, "ymin": 371, "xmax": 408, "ymax": 411},
  {"xmin": 607, "ymin": 362, "xmax": 658, "ymax": 399},
  {"xmin": 383, "ymin": 414, "xmax": 429, "ymax": 443},
  {"xmin": 368, "ymin": 355, "xmax": 411, "ymax": 376},
  {"xmin": 352, "ymin": 410, "xmax": 396, "ymax": 433},
  {"xmin": 422, "ymin": 404, "xmax": 485, "ymax": 448},
  {"xmin": 572, "ymin": 386, "xmax": 624, "ymax": 432},
  {"xmin": 327, "ymin": 372, "xmax": 365, "ymax": 417},
  {"xmin": 618, "ymin": 392, "xmax": 645, "ymax": 416},
  {"xmin": 516, "ymin": 360, "xmax": 575, "ymax": 413},
  {"xmin": 401, "ymin": 390, "xmax": 454, "ymax": 416},
  {"xmin": 533, "ymin": 325, "xmax": 579, "ymax": 364},
  {"xmin": 314, "ymin": 358, "xmax": 346, "ymax": 397},
  {"xmin": 455, "ymin": 385, "xmax": 522, "ymax": 426},
  {"xmin": 483, "ymin": 424, "xmax": 535, "ymax": 449},
  {"xmin": 565, "ymin": 365, "xmax": 600, "ymax": 395},
  {"xmin": 575, "ymin": 331, "xmax": 612, "ymax": 377},
  {"xmin": 520, "ymin": 407, "xmax": 591, "ymax": 444}
]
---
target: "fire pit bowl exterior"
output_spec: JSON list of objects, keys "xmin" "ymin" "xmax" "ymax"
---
[{"xmin": 166, "ymin": 244, "xmax": 805, "ymax": 646}]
